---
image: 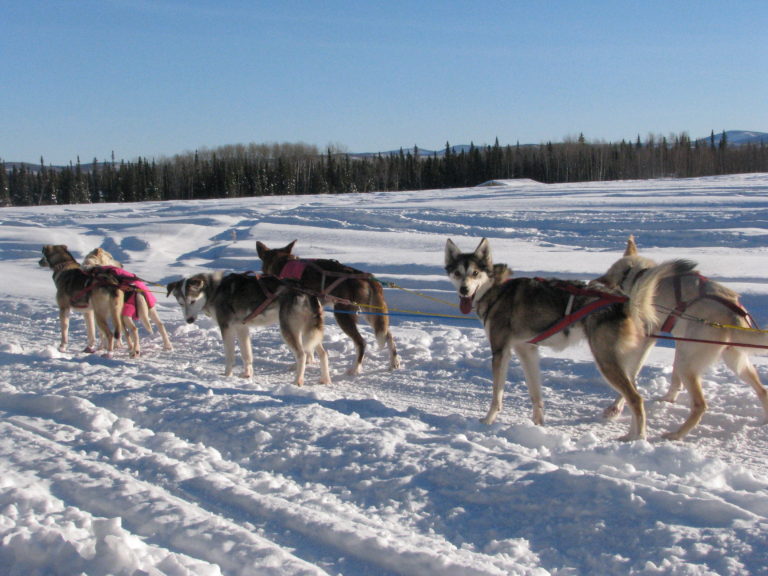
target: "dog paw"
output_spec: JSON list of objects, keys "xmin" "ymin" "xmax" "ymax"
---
[
  {"xmin": 346, "ymin": 365, "xmax": 362, "ymax": 376},
  {"xmin": 617, "ymin": 432, "xmax": 646, "ymax": 442},
  {"xmin": 390, "ymin": 356, "xmax": 401, "ymax": 370},
  {"xmin": 480, "ymin": 413, "xmax": 498, "ymax": 426},
  {"xmin": 602, "ymin": 404, "xmax": 623, "ymax": 419},
  {"xmin": 83, "ymin": 345, "xmax": 97, "ymax": 354},
  {"xmin": 662, "ymin": 431, "xmax": 684, "ymax": 441}
]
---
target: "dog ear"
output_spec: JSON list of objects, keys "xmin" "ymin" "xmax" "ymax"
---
[
  {"xmin": 256, "ymin": 241, "xmax": 268, "ymax": 259},
  {"xmin": 444, "ymin": 239, "xmax": 461, "ymax": 267},
  {"xmin": 493, "ymin": 264, "xmax": 511, "ymax": 283},
  {"xmin": 474, "ymin": 238, "xmax": 492, "ymax": 267},
  {"xmin": 166, "ymin": 280, "xmax": 180, "ymax": 297},
  {"xmin": 624, "ymin": 235, "xmax": 638, "ymax": 256},
  {"xmin": 284, "ymin": 239, "xmax": 297, "ymax": 254}
]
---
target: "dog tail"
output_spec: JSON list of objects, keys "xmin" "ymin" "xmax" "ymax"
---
[
  {"xmin": 110, "ymin": 289, "xmax": 125, "ymax": 340},
  {"xmin": 626, "ymin": 259, "xmax": 697, "ymax": 333}
]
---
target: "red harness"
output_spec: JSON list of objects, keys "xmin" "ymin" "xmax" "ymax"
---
[
  {"xmin": 277, "ymin": 258, "xmax": 372, "ymax": 302},
  {"xmin": 242, "ymin": 272, "xmax": 283, "ymax": 323},
  {"xmin": 527, "ymin": 280, "xmax": 628, "ymax": 344},
  {"xmin": 659, "ymin": 272, "xmax": 755, "ymax": 332}
]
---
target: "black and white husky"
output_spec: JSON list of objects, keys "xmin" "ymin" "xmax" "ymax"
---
[
  {"xmin": 445, "ymin": 237, "xmax": 689, "ymax": 440},
  {"xmin": 167, "ymin": 272, "xmax": 331, "ymax": 385}
]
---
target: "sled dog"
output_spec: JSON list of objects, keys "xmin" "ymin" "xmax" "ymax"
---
[
  {"xmin": 167, "ymin": 272, "xmax": 331, "ymax": 385},
  {"xmin": 256, "ymin": 240, "xmax": 400, "ymax": 374},
  {"xmin": 445, "ymin": 237, "xmax": 689, "ymax": 440},
  {"xmin": 595, "ymin": 235, "xmax": 768, "ymax": 439},
  {"xmin": 39, "ymin": 244, "xmax": 123, "ymax": 355},
  {"xmin": 83, "ymin": 248, "xmax": 173, "ymax": 357}
]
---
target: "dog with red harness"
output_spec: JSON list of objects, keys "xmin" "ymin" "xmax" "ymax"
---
[
  {"xmin": 257, "ymin": 239, "xmax": 400, "ymax": 375},
  {"xmin": 39, "ymin": 245, "xmax": 124, "ymax": 356},
  {"xmin": 596, "ymin": 235, "xmax": 768, "ymax": 439}
]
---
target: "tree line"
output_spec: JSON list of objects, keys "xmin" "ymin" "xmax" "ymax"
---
[{"xmin": 2, "ymin": 132, "xmax": 767, "ymax": 207}]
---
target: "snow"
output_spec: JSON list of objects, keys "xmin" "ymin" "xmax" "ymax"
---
[{"xmin": 2, "ymin": 173, "xmax": 768, "ymax": 575}]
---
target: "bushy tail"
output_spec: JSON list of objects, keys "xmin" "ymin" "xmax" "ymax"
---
[
  {"xmin": 110, "ymin": 289, "xmax": 125, "ymax": 340},
  {"xmin": 627, "ymin": 259, "xmax": 697, "ymax": 333}
]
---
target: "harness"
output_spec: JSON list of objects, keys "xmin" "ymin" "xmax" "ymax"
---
[
  {"xmin": 277, "ymin": 258, "xmax": 373, "ymax": 303},
  {"xmin": 658, "ymin": 272, "xmax": 755, "ymax": 333},
  {"xmin": 527, "ymin": 279, "xmax": 628, "ymax": 344},
  {"xmin": 241, "ymin": 272, "xmax": 285, "ymax": 323}
]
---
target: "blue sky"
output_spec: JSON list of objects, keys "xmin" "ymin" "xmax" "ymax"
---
[{"xmin": 2, "ymin": 0, "xmax": 766, "ymax": 165}]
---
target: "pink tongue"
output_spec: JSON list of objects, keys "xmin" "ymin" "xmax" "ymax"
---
[{"xmin": 460, "ymin": 296, "xmax": 473, "ymax": 314}]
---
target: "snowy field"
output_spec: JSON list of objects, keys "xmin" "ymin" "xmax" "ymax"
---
[{"xmin": 1, "ymin": 174, "xmax": 768, "ymax": 575}]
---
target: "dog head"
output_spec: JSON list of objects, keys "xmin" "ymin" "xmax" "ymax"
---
[
  {"xmin": 39, "ymin": 244, "xmax": 75, "ymax": 269},
  {"xmin": 83, "ymin": 247, "xmax": 121, "ymax": 268},
  {"xmin": 594, "ymin": 235, "xmax": 657, "ymax": 290},
  {"xmin": 444, "ymin": 238, "xmax": 502, "ymax": 314},
  {"xmin": 256, "ymin": 239, "xmax": 297, "ymax": 275},
  {"xmin": 167, "ymin": 274, "xmax": 211, "ymax": 323}
]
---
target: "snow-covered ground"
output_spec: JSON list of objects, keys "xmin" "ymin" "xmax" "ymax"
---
[{"xmin": 1, "ymin": 174, "xmax": 768, "ymax": 575}]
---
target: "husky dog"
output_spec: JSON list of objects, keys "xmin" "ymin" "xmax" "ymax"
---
[
  {"xmin": 444, "ymin": 237, "xmax": 690, "ymax": 441},
  {"xmin": 83, "ymin": 247, "xmax": 173, "ymax": 357},
  {"xmin": 595, "ymin": 235, "xmax": 768, "ymax": 439},
  {"xmin": 39, "ymin": 244, "xmax": 123, "ymax": 355},
  {"xmin": 167, "ymin": 272, "xmax": 331, "ymax": 385},
  {"xmin": 256, "ymin": 240, "xmax": 400, "ymax": 374}
]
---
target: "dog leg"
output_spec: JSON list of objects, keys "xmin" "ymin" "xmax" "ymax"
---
[
  {"xmin": 606, "ymin": 337, "xmax": 657, "ymax": 417},
  {"xmin": 221, "ymin": 325, "xmax": 237, "ymax": 377},
  {"xmin": 603, "ymin": 396, "xmax": 626, "ymax": 419},
  {"xmin": 659, "ymin": 368, "xmax": 684, "ymax": 403},
  {"xmin": 385, "ymin": 331, "xmax": 400, "ymax": 370},
  {"xmin": 58, "ymin": 306, "xmax": 70, "ymax": 352},
  {"xmin": 514, "ymin": 344, "xmax": 545, "ymax": 425},
  {"xmin": 123, "ymin": 316, "xmax": 140, "ymax": 358},
  {"xmin": 150, "ymin": 307, "xmax": 174, "ymax": 351},
  {"xmin": 315, "ymin": 344, "xmax": 332, "ymax": 385},
  {"xmin": 236, "ymin": 324, "xmax": 254, "ymax": 378},
  {"xmin": 83, "ymin": 309, "xmax": 97, "ymax": 353},
  {"xmin": 723, "ymin": 348, "xmax": 768, "ymax": 423},
  {"xmin": 282, "ymin": 325, "xmax": 307, "ymax": 386},
  {"xmin": 483, "ymin": 345, "xmax": 513, "ymax": 425},
  {"xmin": 335, "ymin": 306, "xmax": 366, "ymax": 375},
  {"xmin": 368, "ymin": 311, "xmax": 400, "ymax": 370},
  {"xmin": 663, "ymin": 370, "xmax": 707, "ymax": 441},
  {"xmin": 592, "ymin": 352, "xmax": 646, "ymax": 440}
]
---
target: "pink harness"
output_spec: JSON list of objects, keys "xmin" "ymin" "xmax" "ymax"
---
[{"xmin": 99, "ymin": 266, "xmax": 156, "ymax": 319}]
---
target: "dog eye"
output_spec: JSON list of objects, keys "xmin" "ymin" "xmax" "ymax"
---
[{"xmin": 472, "ymin": 271, "xmax": 479, "ymax": 277}]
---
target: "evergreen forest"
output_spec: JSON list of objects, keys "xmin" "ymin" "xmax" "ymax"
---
[{"xmin": 2, "ymin": 132, "xmax": 767, "ymax": 207}]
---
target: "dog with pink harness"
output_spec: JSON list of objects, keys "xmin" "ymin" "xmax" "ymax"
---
[{"xmin": 83, "ymin": 248, "xmax": 173, "ymax": 357}]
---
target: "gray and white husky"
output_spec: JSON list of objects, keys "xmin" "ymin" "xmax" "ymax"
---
[
  {"xmin": 445, "ymin": 237, "xmax": 689, "ymax": 441},
  {"xmin": 595, "ymin": 235, "xmax": 768, "ymax": 440},
  {"xmin": 167, "ymin": 272, "xmax": 331, "ymax": 385}
]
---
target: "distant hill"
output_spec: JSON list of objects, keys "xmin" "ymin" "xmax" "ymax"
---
[
  {"xmin": 695, "ymin": 130, "xmax": 768, "ymax": 147},
  {"xmin": 360, "ymin": 131, "xmax": 768, "ymax": 158}
]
